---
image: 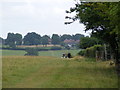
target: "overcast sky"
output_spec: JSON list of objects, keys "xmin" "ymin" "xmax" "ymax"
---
[{"xmin": 0, "ymin": 0, "xmax": 91, "ymax": 39}]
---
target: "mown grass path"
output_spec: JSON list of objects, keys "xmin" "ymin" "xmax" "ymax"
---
[{"xmin": 2, "ymin": 56, "xmax": 118, "ymax": 88}]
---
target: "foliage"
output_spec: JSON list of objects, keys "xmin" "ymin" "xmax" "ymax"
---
[
  {"xmin": 8, "ymin": 42, "xmax": 16, "ymax": 48},
  {"xmin": 78, "ymin": 45, "xmax": 104, "ymax": 58},
  {"xmin": 14, "ymin": 33, "xmax": 22, "ymax": 45},
  {"xmin": 3, "ymin": 33, "xmax": 85, "ymax": 49},
  {"xmin": 51, "ymin": 34, "xmax": 60, "ymax": 45},
  {"xmin": 72, "ymin": 34, "xmax": 84, "ymax": 41},
  {"xmin": 24, "ymin": 48, "xmax": 38, "ymax": 56},
  {"xmin": 23, "ymin": 32, "xmax": 41, "ymax": 45},
  {"xmin": 79, "ymin": 37, "xmax": 103, "ymax": 49},
  {"xmin": 5, "ymin": 33, "xmax": 22, "ymax": 47},
  {"xmin": 77, "ymin": 50, "xmax": 85, "ymax": 56},
  {"xmin": 41, "ymin": 35, "xmax": 49, "ymax": 46},
  {"xmin": 60, "ymin": 34, "xmax": 73, "ymax": 41},
  {"xmin": 85, "ymin": 45, "xmax": 103, "ymax": 58},
  {"xmin": 66, "ymin": 1, "xmax": 120, "ymax": 65},
  {"xmin": 60, "ymin": 34, "xmax": 84, "ymax": 41}
]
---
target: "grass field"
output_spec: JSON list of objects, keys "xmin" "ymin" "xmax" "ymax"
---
[
  {"xmin": 1, "ymin": 49, "xmax": 80, "ymax": 57},
  {"xmin": 2, "ymin": 56, "xmax": 118, "ymax": 88}
]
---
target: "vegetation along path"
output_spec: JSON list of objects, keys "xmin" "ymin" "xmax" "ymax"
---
[{"xmin": 2, "ymin": 56, "xmax": 118, "ymax": 88}]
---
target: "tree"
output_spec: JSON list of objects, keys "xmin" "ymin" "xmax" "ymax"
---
[
  {"xmin": 5, "ymin": 33, "xmax": 22, "ymax": 47},
  {"xmin": 79, "ymin": 37, "xmax": 102, "ymax": 49},
  {"xmin": 5, "ymin": 33, "xmax": 16, "ymax": 48},
  {"xmin": 14, "ymin": 33, "xmax": 22, "ymax": 45},
  {"xmin": 41, "ymin": 35, "xmax": 49, "ymax": 46},
  {"xmin": 60, "ymin": 34, "xmax": 72, "ymax": 41},
  {"xmin": 0, "ymin": 37, "xmax": 5, "ymax": 45},
  {"xmin": 66, "ymin": 1, "xmax": 120, "ymax": 74},
  {"xmin": 51, "ymin": 34, "xmax": 60, "ymax": 45},
  {"xmin": 72, "ymin": 34, "xmax": 84, "ymax": 41},
  {"xmin": 24, "ymin": 48, "xmax": 38, "ymax": 56},
  {"xmin": 109, "ymin": 2, "xmax": 120, "ymax": 64},
  {"xmin": 23, "ymin": 32, "xmax": 41, "ymax": 45}
]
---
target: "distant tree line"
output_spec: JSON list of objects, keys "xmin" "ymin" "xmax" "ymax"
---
[{"xmin": 0, "ymin": 32, "xmax": 84, "ymax": 48}]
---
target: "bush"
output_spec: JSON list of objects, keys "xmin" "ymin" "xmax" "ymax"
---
[
  {"xmin": 24, "ymin": 48, "xmax": 39, "ymax": 56},
  {"xmin": 51, "ymin": 46, "xmax": 62, "ymax": 50},
  {"xmin": 78, "ymin": 45, "xmax": 104, "ymax": 58},
  {"xmin": 85, "ymin": 47, "xmax": 95, "ymax": 58},
  {"xmin": 78, "ymin": 50, "xmax": 85, "ymax": 56},
  {"xmin": 85, "ymin": 45, "xmax": 104, "ymax": 58}
]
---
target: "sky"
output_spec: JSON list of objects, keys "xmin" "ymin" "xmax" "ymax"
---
[{"xmin": 0, "ymin": 0, "xmax": 91, "ymax": 39}]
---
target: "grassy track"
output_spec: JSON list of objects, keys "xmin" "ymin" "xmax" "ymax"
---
[
  {"xmin": 2, "ymin": 56, "xmax": 118, "ymax": 88},
  {"xmin": 1, "ymin": 50, "xmax": 80, "ymax": 57}
]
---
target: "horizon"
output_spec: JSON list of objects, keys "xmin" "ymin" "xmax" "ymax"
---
[{"xmin": 0, "ymin": 32, "xmax": 89, "ymax": 39}]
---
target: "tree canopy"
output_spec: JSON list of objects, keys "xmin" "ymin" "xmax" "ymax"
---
[
  {"xmin": 79, "ymin": 37, "xmax": 103, "ymax": 49},
  {"xmin": 5, "ymin": 33, "xmax": 22, "ymax": 47},
  {"xmin": 23, "ymin": 32, "xmax": 41, "ymax": 45},
  {"xmin": 51, "ymin": 34, "xmax": 60, "ymax": 45},
  {"xmin": 66, "ymin": 1, "xmax": 120, "ymax": 73},
  {"xmin": 41, "ymin": 35, "xmax": 49, "ymax": 46}
]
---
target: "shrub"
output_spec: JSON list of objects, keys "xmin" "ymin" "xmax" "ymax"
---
[
  {"xmin": 85, "ymin": 45, "xmax": 104, "ymax": 58},
  {"xmin": 78, "ymin": 45, "xmax": 104, "ymax": 58},
  {"xmin": 51, "ymin": 46, "xmax": 62, "ymax": 50},
  {"xmin": 77, "ymin": 50, "xmax": 85, "ymax": 56},
  {"xmin": 24, "ymin": 48, "xmax": 38, "ymax": 56}
]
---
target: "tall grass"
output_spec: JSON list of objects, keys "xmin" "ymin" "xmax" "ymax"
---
[{"xmin": 2, "ymin": 56, "xmax": 118, "ymax": 88}]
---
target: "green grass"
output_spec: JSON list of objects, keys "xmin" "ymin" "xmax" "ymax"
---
[
  {"xmin": 2, "ymin": 56, "xmax": 118, "ymax": 88},
  {"xmin": 1, "ymin": 50, "xmax": 26, "ymax": 56},
  {"xmin": 38, "ymin": 50, "xmax": 79, "ymax": 57},
  {"xmin": 1, "ymin": 49, "xmax": 80, "ymax": 57}
]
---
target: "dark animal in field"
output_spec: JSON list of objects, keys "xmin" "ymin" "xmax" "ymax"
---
[{"xmin": 67, "ymin": 53, "xmax": 72, "ymax": 58}]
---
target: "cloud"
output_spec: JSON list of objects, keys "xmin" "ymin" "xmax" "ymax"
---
[
  {"xmin": 0, "ymin": 0, "xmax": 72, "ymax": 3},
  {"xmin": 1, "ymin": 0, "xmax": 72, "ymax": 19},
  {"xmin": 53, "ymin": 7, "xmax": 65, "ymax": 15},
  {"xmin": 0, "ymin": 0, "xmax": 88, "ymax": 39}
]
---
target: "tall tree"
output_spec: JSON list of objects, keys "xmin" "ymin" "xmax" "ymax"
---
[
  {"xmin": 23, "ymin": 32, "xmax": 41, "ymax": 45},
  {"xmin": 14, "ymin": 33, "xmax": 22, "ymax": 45},
  {"xmin": 73, "ymin": 34, "xmax": 84, "ymax": 41},
  {"xmin": 66, "ymin": 1, "xmax": 120, "ymax": 73},
  {"xmin": 60, "ymin": 34, "xmax": 72, "ymax": 41},
  {"xmin": 5, "ymin": 33, "xmax": 22, "ymax": 46},
  {"xmin": 5, "ymin": 33, "xmax": 16, "ymax": 48},
  {"xmin": 51, "ymin": 34, "xmax": 60, "ymax": 45},
  {"xmin": 79, "ymin": 37, "xmax": 102, "ymax": 49},
  {"xmin": 41, "ymin": 35, "xmax": 49, "ymax": 46}
]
